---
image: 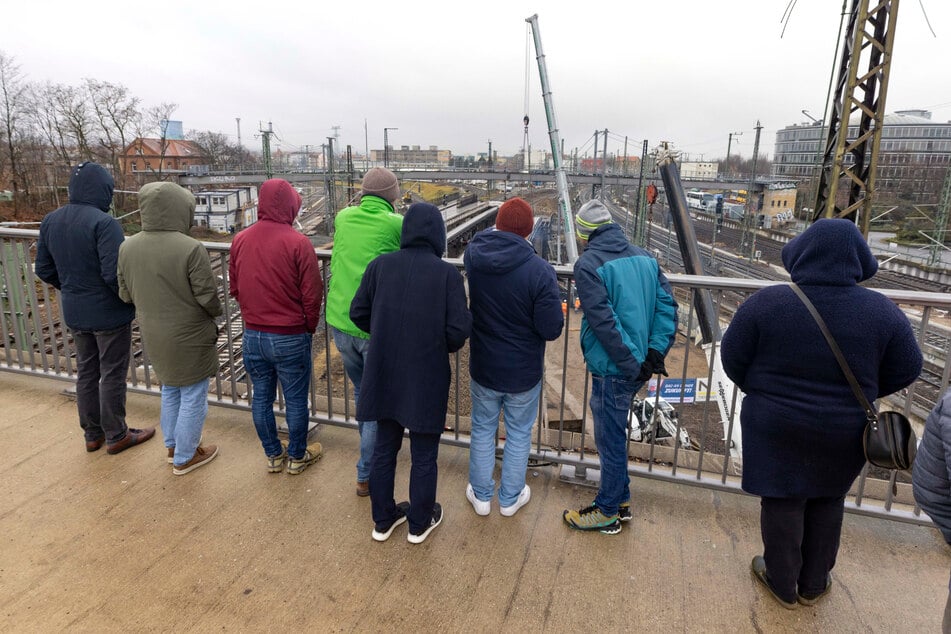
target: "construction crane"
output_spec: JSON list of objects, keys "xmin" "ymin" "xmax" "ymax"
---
[
  {"xmin": 813, "ymin": 0, "xmax": 899, "ymax": 237},
  {"xmin": 525, "ymin": 14, "xmax": 578, "ymax": 264}
]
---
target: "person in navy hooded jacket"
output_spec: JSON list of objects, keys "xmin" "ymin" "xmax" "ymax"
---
[
  {"xmin": 721, "ymin": 218, "xmax": 922, "ymax": 609},
  {"xmin": 35, "ymin": 162, "xmax": 155, "ymax": 455},
  {"xmin": 463, "ymin": 197, "xmax": 563, "ymax": 517},
  {"xmin": 350, "ymin": 202, "xmax": 471, "ymax": 544}
]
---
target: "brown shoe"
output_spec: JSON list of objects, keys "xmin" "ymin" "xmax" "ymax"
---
[
  {"xmin": 172, "ymin": 444, "xmax": 219, "ymax": 475},
  {"xmin": 106, "ymin": 428, "xmax": 156, "ymax": 455},
  {"xmin": 86, "ymin": 437, "xmax": 105, "ymax": 452},
  {"xmin": 167, "ymin": 446, "xmax": 175, "ymax": 464},
  {"xmin": 356, "ymin": 480, "xmax": 370, "ymax": 497}
]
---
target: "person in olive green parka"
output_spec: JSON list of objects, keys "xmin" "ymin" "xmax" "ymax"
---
[{"xmin": 117, "ymin": 181, "xmax": 222, "ymax": 475}]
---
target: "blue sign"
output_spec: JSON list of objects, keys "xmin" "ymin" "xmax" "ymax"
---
[{"xmin": 647, "ymin": 378, "xmax": 696, "ymax": 403}]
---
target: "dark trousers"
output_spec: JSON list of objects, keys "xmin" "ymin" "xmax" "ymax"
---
[
  {"xmin": 369, "ymin": 418, "xmax": 440, "ymax": 534},
  {"xmin": 72, "ymin": 324, "xmax": 131, "ymax": 444},
  {"xmin": 760, "ymin": 495, "xmax": 846, "ymax": 602}
]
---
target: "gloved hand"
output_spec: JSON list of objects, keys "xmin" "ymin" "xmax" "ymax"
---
[{"xmin": 636, "ymin": 348, "xmax": 668, "ymax": 381}]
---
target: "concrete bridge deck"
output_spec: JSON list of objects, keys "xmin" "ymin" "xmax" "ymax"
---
[{"xmin": 1, "ymin": 371, "xmax": 948, "ymax": 632}]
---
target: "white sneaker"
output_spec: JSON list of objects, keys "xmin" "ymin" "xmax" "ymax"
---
[
  {"xmin": 500, "ymin": 485, "xmax": 531, "ymax": 517},
  {"xmin": 466, "ymin": 483, "xmax": 491, "ymax": 516}
]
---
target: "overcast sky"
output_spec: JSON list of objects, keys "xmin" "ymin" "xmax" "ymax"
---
[{"xmin": 5, "ymin": 1, "xmax": 950, "ymax": 161}]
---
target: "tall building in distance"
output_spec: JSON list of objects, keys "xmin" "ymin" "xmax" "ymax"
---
[{"xmin": 772, "ymin": 109, "xmax": 951, "ymax": 202}]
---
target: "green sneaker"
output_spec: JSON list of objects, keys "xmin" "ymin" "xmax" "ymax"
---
[
  {"xmin": 562, "ymin": 504, "xmax": 622, "ymax": 534},
  {"xmin": 618, "ymin": 501, "xmax": 632, "ymax": 522},
  {"xmin": 286, "ymin": 443, "xmax": 323, "ymax": 475}
]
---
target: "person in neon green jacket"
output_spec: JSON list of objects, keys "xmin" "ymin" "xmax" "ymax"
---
[{"xmin": 326, "ymin": 167, "xmax": 403, "ymax": 496}]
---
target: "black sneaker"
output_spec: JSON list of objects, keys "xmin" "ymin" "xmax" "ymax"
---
[
  {"xmin": 372, "ymin": 501, "xmax": 410, "ymax": 542},
  {"xmin": 408, "ymin": 503, "xmax": 443, "ymax": 544},
  {"xmin": 618, "ymin": 501, "xmax": 632, "ymax": 522}
]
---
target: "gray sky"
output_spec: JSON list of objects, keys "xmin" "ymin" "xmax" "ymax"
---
[{"xmin": 5, "ymin": 1, "xmax": 950, "ymax": 160}]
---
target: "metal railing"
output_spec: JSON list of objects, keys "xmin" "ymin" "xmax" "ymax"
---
[{"xmin": 2, "ymin": 226, "xmax": 949, "ymax": 526}]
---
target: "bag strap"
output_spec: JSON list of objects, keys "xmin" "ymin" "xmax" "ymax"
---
[{"xmin": 787, "ymin": 283, "xmax": 877, "ymax": 420}]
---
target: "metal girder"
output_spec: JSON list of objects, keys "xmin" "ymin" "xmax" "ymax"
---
[{"xmin": 813, "ymin": 0, "xmax": 899, "ymax": 237}]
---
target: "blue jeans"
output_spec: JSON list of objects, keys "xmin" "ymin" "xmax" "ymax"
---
[
  {"xmin": 161, "ymin": 378, "xmax": 210, "ymax": 467},
  {"xmin": 331, "ymin": 327, "xmax": 377, "ymax": 482},
  {"xmin": 590, "ymin": 375, "xmax": 641, "ymax": 516},
  {"xmin": 243, "ymin": 330, "xmax": 313, "ymax": 460},
  {"xmin": 468, "ymin": 379, "xmax": 542, "ymax": 507}
]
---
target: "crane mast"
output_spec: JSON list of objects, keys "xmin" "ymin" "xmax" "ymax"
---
[
  {"xmin": 526, "ymin": 14, "xmax": 578, "ymax": 264},
  {"xmin": 813, "ymin": 0, "xmax": 899, "ymax": 236}
]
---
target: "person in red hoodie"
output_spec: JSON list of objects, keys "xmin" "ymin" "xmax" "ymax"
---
[{"xmin": 229, "ymin": 179, "xmax": 324, "ymax": 475}]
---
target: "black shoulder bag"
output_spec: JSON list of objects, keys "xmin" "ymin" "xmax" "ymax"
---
[{"xmin": 788, "ymin": 283, "xmax": 916, "ymax": 471}]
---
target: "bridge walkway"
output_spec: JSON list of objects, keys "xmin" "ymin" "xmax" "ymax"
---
[{"xmin": 1, "ymin": 372, "xmax": 947, "ymax": 631}]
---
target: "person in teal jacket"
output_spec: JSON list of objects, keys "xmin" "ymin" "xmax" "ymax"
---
[
  {"xmin": 562, "ymin": 199, "xmax": 678, "ymax": 535},
  {"xmin": 326, "ymin": 167, "xmax": 403, "ymax": 497}
]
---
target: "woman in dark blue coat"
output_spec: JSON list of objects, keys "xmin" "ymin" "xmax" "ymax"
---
[
  {"xmin": 350, "ymin": 202, "xmax": 471, "ymax": 544},
  {"xmin": 721, "ymin": 219, "xmax": 922, "ymax": 608}
]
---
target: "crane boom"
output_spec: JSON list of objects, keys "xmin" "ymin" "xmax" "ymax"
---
[{"xmin": 526, "ymin": 14, "xmax": 578, "ymax": 263}]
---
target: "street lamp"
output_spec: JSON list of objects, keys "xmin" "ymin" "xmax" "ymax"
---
[
  {"xmin": 384, "ymin": 127, "xmax": 398, "ymax": 168},
  {"xmin": 725, "ymin": 131, "xmax": 742, "ymax": 178}
]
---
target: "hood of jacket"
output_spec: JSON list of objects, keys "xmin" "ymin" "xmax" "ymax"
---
[
  {"xmin": 465, "ymin": 228, "xmax": 535, "ymax": 274},
  {"xmin": 781, "ymin": 218, "xmax": 878, "ymax": 286},
  {"xmin": 138, "ymin": 182, "xmax": 196, "ymax": 233},
  {"xmin": 400, "ymin": 202, "xmax": 445, "ymax": 256},
  {"xmin": 258, "ymin": 179, "xmax": 301, "ymax": 224},
  {"xmin": 584, "ymin": 222, "xmax": 628, "ymax": 254},
  {"xmin": 67, "ymin": 162, "xmax": 114, "ymax": 212}
]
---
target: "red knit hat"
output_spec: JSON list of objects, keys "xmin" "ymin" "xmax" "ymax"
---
[{"xmin": 496, "ymin": 197, "xmax": 533, "ymax": 238}]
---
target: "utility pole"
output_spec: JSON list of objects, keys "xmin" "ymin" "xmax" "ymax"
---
[
  {"xmin": 259, "ymin": 121, "xmax": 274, "ymax": 179},
  {"xmin": 346, "ymin": 145, "xmax": 356, "ymax": 209},
  {"xmin": 487, "ymin": 139, "xmax": 493, "ymax": 194},
  {"xmin": 384, "ymin": 127, "xmax": 397, "ymax": 168},
  {"xmin": 623, "ymin": 136, "xmax": 629, "ymax": 175},
  {"xmin": 326, "ymin": 137, "xmax": 337, "ymax": 226},
  {"xmin": 631, "ymin": 139, "xmax": 648, "ymax": 244},
  {"xmin": 929, "ymin": 167, "xmax": 951, "ymax": 267},
  {"xmin": 741, "ymin": 120, "xmax": 763, "ymax": 261},
  {"xmin": 364, "ymin": 119, "xmax": 369, "ymax": 171},
  {"xmin": 725, "ymin": 131, "xmax": 742, "ymax": 178},
  {"xmin": 813, "ymin": 0, "xmax": 898, "ymax": 236},
  {"xmin": 601, "ymin": 128, "xmax": 608, "ymax": 198},
  {"xmin": 592, "ymin": 130, "xmax": 599, "ymax": 198}
]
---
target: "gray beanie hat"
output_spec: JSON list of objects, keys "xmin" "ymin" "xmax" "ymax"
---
[
  {"xmin": 361, "ymin": 167, "xmax": 401, "ymax": 204},
  {"xmin": 575, "ymin": 199, "xmax": 612, "ymax": 240}
]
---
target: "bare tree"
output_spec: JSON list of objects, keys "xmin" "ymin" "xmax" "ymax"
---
[
  {"xmin": 137, "ymin": 102, "xmax": 178, "ymax": 181},
  {"xmin": 187, "ymin": 129, "xmax": 248, "ymax": 169},
  {"xmin": 0, "ymin": 50, "xmax": 27, "ymax": 212},
  {"xmin": 84, "ymin": 78, "xmax": 140, "ymax": 206}
]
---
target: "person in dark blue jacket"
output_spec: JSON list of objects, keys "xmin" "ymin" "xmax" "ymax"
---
[
  {"xmin": 721, "ymin": 218, "xmax": 922, "ymax": 609},
  {"xmin": 913, "ymin": 390, "xmax": 951, "ymax": 629},
  {"xmin": 350, "ymin": 202, "xmax": 471, "ymax": 544},
  {"xmin": 562, "ymin": 199, "xmax": 678, "ymax": 535},
  {"xmin": 34, "ymin": 162, "xmax": 154, "ymax": 455},
  {"xmin": 463, "ymin": 198, "xmax": 563, "ymax": 518}
]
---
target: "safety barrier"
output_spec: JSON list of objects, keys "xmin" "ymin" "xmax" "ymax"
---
[{"xmin": 2, "ymin": 226, "xmax": 949, "ymax": 526}]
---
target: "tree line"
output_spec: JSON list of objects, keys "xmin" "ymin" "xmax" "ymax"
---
[{"xmin": 0, "ymin": 51, "xmax": 255, "ymax": 220}]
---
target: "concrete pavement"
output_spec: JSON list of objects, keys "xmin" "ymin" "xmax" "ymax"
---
[{"xmin": 0, "ymin": 371, "xmax": 948, "ymax": 632}]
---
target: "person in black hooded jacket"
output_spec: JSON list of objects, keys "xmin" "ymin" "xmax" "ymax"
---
[
  {"xmin": 350, "ymin": 202, "xmax": 471, "ymax": 544},
  {"xmin": 34, "ymin": 162, "xmax": 154, "ymax": 455}
]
